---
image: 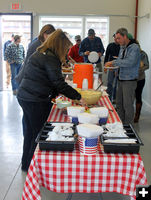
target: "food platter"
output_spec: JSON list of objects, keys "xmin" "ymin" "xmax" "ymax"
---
[
  {"xmin": 62, "ymin": 66, "xmax": 73, "ymax": 74},
  {"xmin": 62, "ymin": 71, "xmax": 73, "ymax": 75},
  {"xmin": 104, "ymin": 66, "xmax": 119, "ymax": 69}
]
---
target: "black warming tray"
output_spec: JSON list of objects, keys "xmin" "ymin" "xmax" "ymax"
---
[
  {"xmin": 100, "ymin": 124, "xmax": 143, "ymax": 154},
  {"xmin": 36, "ymin": 122, "xmax": 77, "ymax": 151}
]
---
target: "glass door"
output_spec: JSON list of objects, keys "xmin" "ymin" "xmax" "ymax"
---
[{"xmin": 0, "ymin": 13, "xmax": 33, "ymax": 91}]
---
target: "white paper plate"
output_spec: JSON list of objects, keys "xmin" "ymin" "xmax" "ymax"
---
[
  {"xmin": 88, "ymin": 51, "xmax": 99, "ymax": 63},
  {"xmin": 104, "ymin": 66, "xmax": 119, "ymax": 69}
]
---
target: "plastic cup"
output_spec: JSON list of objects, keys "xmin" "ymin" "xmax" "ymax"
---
[{"xmin": 78, "ymin": 136, "xmax": 99, "ymax": 155}]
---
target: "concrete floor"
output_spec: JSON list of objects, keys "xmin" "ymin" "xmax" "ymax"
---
[{"xmin": 0, "ymin": 90, "xmax": 150, "ymax": 200}]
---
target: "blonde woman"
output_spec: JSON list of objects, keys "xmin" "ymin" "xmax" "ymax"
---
[{"xmin": 17, "ymin": 29, "xmax": 84, "ymax": 171}]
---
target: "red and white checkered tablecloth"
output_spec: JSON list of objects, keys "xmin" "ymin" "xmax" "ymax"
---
[
  {"xmin": 47, "ymin": 96, "xmax": 121, "ymax": 123},
  {"xmin": 21, "ymin": 96, "xmax": 147, "ymax": 200}
]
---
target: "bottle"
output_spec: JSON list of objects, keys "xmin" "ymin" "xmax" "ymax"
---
[
  {"xmin": 82, "ymin": 78, "xmax": 88, "ymax": 90},
  {"xmin": 93, "ymin": 74, "xmax": 98, "ymax": 90}
]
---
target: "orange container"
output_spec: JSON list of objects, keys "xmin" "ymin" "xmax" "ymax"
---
[{"xmin": 73, "ymin": 63, "xmax": 93, "ymax": 89}]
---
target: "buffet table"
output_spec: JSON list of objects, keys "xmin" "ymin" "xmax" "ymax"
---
[{"xmin": 21, "ymin": 96, "xmax": 147, "ymax": 200}]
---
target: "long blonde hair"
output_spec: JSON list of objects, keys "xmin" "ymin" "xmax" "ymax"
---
[{"xmin": 38, "ymin": 29, "xmax": 72, "ymax": 63}]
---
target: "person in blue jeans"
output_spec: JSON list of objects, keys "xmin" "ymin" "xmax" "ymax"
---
[
  {"xmin": 3, "ymin": 34, "xmax": 14, "ymax": 87},
  {"xmin": 4, "ymin": 35, "xmax": 25, "ymax": 95},
  {"xmin": 104, "ymin": 33, "xmax": 120, "ymax": 103}
]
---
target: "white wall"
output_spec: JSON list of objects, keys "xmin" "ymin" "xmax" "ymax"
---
[
  {"xmin": 0, "ymin": 0, "xmax": 136, "ymax": 41},
  {"xmin": 138, "ymin": 0, "xmax": 151, "ymax": 111}
]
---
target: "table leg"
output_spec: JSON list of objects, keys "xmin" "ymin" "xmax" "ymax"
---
[{"xmin": 66, "ymin": 193, "xmax": 73, "ymax": 200}]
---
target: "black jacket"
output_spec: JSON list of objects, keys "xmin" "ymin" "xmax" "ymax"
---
[
  {"xmin": 104, "ymin": 42, "xmax": 120, "ymax": 63},
  {"xmin": 15, "ymin": 39, "xmax": 41, "ymax": 84},
  {"xmin": 17, "ymin": 50, "xmax": 81, "ymax": 102}
]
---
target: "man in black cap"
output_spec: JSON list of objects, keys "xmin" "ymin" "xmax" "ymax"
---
[{"xmin": 79, "ymin": 29, "xmax": 105, "ymax": 79}]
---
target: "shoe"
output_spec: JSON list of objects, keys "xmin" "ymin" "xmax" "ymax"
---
[
  {"xmin": 13, "ymin": 90, "xmax": 17, "ymax": 96},
  {"xmin": 21, "ymin": 166, "xmax": 28, "ymax": 172},
  {"xmin": 112, "ymin": 100, "xmax": 116, "ymax": 104},
  {"xmin": 134, "ymin": 102, "xmax": 142, "ymax": 123}
]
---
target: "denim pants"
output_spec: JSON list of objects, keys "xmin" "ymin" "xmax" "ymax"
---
[
  {"xmin": 10, "ymin": 63, "xmax": 22, "ymax": 91},
  {"xmin": 17, "ymin": 98, "xmax": 53, "ymax": 170},
  {"xmin": 107, "ymin": 70, "xmax": 118, "ymax": 102}
]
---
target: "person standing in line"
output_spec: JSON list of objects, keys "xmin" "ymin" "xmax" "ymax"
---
[
  {"xmin": 134, "ymin": 43, "xmax": 149, "ymax": 123},
  {"xmin": 68, "ymin": 35, "xmax": 84, "ymax": 63},
  {"xmin": 104, "ymin": 33, "xmax": 120, "ymax": 103},
  {"xmin": 15, "ymin": 24, "xmax": 55, "ymax": 85},
  {"xmin": 79, "ymin": 29, "xmax": 105, "ymax": 80},
  {"xmin": 105, "ymin": 28, "xmax": 140, "ymax": 124},
  {"xmin": 17, "ymin": 29, "xmax": 86, "ymax": 171},
  {"xmin": 126, "ymin": 34, "xmax": 150, "ymax": 123},
  {"xmin": 4, "ymin": 35, "xmax": 25, "ymax": 95},
  {"xmin": 3, "ymin": 34, "xmax": 14, "ymax": 87}
]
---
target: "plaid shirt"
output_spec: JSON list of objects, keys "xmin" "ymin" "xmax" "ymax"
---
[{"xmin": 4, "ymin": 42, "xmax": 25, "ymax": 64}]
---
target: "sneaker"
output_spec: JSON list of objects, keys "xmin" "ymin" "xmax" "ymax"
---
[
  {"xmin": 21, "ymin": 166, "xmax": 28, "ymax": 172},
  {"xmin": 112, "ymin": 100, "xmax": 116, "ymax": 104}
]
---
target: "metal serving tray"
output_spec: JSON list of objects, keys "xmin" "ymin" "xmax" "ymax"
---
[
  {"xmin": 36, "ymin": 122, "xmax": 77, "ymax": 151},
  {"xmin": 100, "ymin": 124, "xmax": 143, "ymax": 154}
]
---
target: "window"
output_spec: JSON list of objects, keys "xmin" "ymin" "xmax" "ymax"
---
[
  {"xmin": 39, "ymin": 16, "xmax": 109, "ymax": 48},
  {"xmin": 40, "ymin": 17, "xmax": 82, "ymax": 44},
  {"xmin": 85, "ymin": 17, "xmax": 109, "ymax": 48}
]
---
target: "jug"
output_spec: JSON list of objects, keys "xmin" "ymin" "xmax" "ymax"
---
[{"xmin": 73, "ymin": 63, "xmax": 93, "ymax": 89}]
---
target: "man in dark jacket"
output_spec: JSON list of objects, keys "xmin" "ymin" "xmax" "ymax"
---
[
  {"xmin": 79, "ymin": 29, "xmax": 105, "ymax": 79},
  {"xmin": 104, "ymin": 33, "xmax": 120, "ymax": 103},
  {"xmin": 3, "ymin": 34, "xmax": 14, "ymax": 87}
]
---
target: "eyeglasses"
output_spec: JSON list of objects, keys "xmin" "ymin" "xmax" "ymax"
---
[{"xmin": 76, "ymin": 39, "xmax": 81, "ymax": 42}]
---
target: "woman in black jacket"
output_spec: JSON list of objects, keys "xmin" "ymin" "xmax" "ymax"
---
[{"xmin": 17, "ymin": 29, "xmax": 84, "ymax": 171}]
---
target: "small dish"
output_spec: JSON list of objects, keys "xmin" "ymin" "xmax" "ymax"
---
[{"xmin": 57, "ymin": 101, "xmax": 71, "ymax": 109}]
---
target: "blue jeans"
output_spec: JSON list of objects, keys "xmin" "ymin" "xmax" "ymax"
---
[
  {"xmin": 107, "ymin": 70, "xmax": 118, "ymax": 101},
  {"xmin": 10, "ymin": 63, "xmax": 22, "ymax": 91}
]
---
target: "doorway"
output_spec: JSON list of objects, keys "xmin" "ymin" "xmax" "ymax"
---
[{"xmin": 0, "ymin": 13, "xmax": 33, "ymax": 91}]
